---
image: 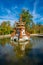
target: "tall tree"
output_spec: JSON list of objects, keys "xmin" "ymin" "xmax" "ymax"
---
[{"xmin": 20, "ymin": 9, "xmax": 33, "ymax": 32}]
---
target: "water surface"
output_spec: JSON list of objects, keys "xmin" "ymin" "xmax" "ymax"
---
[{"xmin": 0, "ymin": 37, "xmax": 43, "ymax": 65}]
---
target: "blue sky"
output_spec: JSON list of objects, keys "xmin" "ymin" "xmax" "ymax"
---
[{"xmin": 0, "ymin": 0, "xmax": 43, "ymax": 25}]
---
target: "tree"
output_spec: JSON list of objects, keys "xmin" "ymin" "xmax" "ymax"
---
[
  {"xmin": 1, "ymin": 21, "xmax": 7, "ymax": 34},
  {"xmin": 36, "ymin": 22, "xmax": 41, "ymax": 33},
  {"xmin": 20, "ymin": 9, "xmax": 33, "ymax": 32},
  {"xmin": 0, "ymin": 21, "xmax": 13, "ymax": 35},
  {"xmin": 6, "ymin": 21, "xmax": 12, "ymax": 34}
]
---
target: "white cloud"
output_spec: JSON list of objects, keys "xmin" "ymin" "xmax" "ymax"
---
[
  {"xmin": 11, "ymin": 6, "xmax": 19, "ymax": 15},
  {"xmin": 32, "ymin": 0, "xmax": 42, "ymax": 23},
  {"xmin": 32, "ymin": 0, "xmax": 39, "ymax": 19},
  {"xmin": 13, "ymin": 6, "xmax": 18, "ymax": 9},
  {"xmin": 6, "ymin": 9, "xmax": 11, "ymax": 14},
  {"xmin": 0, "ymin": 14, "xmax": 18, "ymax": 25},
  {"xmin": 22, "ymin": 7, "xmax": 28, "ymax": 10},
  {"xmin": 40, "ymin": 17, "xmax": 43, "ymax": 21},
  {"xmin": 0, "ymin": 6, "xmax": 19, "ymax": 25},
  {"xmin": 0, "ymin": 19, "xmax": 17, "ymax": 26}
]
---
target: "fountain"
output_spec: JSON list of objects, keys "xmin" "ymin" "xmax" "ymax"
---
[{"xmin": 11, "ymin": 15, "xmax": 30, "ymax": 42}]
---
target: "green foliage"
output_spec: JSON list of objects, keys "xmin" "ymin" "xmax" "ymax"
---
[
  {"xmin": 0, "ymin": 21, "xmax": 13, "ymax": 35},
  {"xmin": 21, "ymin": 9, "xmax": 33, "ymax": 22},
  {"xmin": 20, "ymin": 9, "xmax": 34, "ymax": 32}
]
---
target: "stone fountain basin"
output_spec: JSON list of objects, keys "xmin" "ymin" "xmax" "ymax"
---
[{"xmin": 11, "ymin": 36, "xmax": 30, "ymax": 42}]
